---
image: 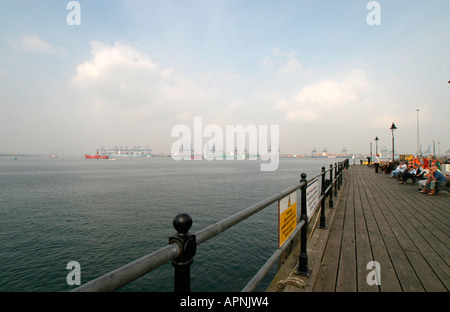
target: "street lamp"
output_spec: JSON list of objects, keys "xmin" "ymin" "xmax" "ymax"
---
[
  {"xmin": 390, "ymin": 122, "xmax": 397, "ymax": 162},
  {"xmin": 375, "ymin": 136, "xmax": 379, "ymax": 156},
  {"xmin": 416, "ymin": 109, "xmax": 420, "ymax": 156}
]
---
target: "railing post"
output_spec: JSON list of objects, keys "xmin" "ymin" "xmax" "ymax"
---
[
  {"xmin": 334, "ymin": 163, "xmax": 338, "ymax": 196},
  {"xmin": 329, "ymin": 164, "xmax": 334, "ymax": 208},
  {"xmin": 336, "ymin": 162, "xmax": 341, "ymax": 191},
  {"xmin": 169, "ymin": 213, "xmax": 197, "ymax": 292},
  {"xmin": 319, "ymin": 166, "xmax": 327, "ymax": 229},
  {"xmin": 338, "ymin": 162, "xmax": 342, "ymax": 190},
  {"xmin": 296, "ymin": 173, "xmax": 311, "ymax": 277}
]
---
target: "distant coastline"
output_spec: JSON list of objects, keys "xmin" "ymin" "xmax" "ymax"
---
[{"xmin": 0, "ymin": 153, "xmax": 42, "ymax": 157}]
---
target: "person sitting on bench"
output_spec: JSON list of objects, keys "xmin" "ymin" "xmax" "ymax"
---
[
  {"xmin": 419, "ymin": 164, "xmax": 447, "ymax": 196},
  {"xmin": 415, "ymin": 163, "xmax": 426, "ymax": 180},
  {"xmin": 390, "ymin": 162, "xmax": 407, "ymax": 178},
  {"xmin": 399, "ymin": 164, "xmax": 417, "ymax": 184}
]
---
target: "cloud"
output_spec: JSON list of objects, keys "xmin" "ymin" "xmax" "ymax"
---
[
  {"xmin": 70, "ymin": 41, "xmax": 208, "ymax": 119},
  {"xmin": 225, "ymin": 100, "xmax": 244, "ymax": 117},
  {"xmin": 175, "ymin": 111, "xmax": 194, "ymax": 121},
  {"xmin": 274, "ymin": 69, "xmax": 370, "ymax": 123},
  {"xmin": 0, "ymin": 69, "xmax": 6, "ymax": 79},
  {"xmin": 15, "ymin": 34, "xmax": 65, "ymax": 54},
  {"xmin": 261, "ymin": 48, "xmax": 303, "ymax": 76},
  {"xmin": 71, "ymin": 41, "xmax": 171, "ymax": 88}
]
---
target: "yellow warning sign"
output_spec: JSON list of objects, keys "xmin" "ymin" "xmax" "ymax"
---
[{"xmin": 278, "ymin": 191, "xmax": 297, "ymax": 248}]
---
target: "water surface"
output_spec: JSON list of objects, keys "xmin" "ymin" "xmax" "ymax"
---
[{"xmin": 0, "ymin": 156, "xmax": 342, "ymax": 292}]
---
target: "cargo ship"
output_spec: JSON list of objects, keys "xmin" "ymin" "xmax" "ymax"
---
[
  {"xmin": 99, "ymin": 146, "xmax": 152, "ymax": 157},
  {"xmin": 85, "ymin": 151, "xmax": 109, "ymax": 159}
]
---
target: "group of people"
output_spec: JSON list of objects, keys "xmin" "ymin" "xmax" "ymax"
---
[{"xmin": 386, "ymin": 155, "xmax": 447, "ymax": 196}]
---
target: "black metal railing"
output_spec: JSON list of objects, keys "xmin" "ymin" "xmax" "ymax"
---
[{"xmin": 72, "ymin": 159, "xmax": 349, "ymax": 292}]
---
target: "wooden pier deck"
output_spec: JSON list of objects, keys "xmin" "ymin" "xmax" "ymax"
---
[{"xmin": 282, "ymin": 165, "xmax": 449, "ymax": 292}]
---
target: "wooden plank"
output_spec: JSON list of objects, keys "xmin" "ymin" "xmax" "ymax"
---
[
  {"xmin": 335, "ymin": 169, "xmax": 357, "ymax": 292},
  {"xmin": 359, "ymin": 165, "xmax": 450, "ymax": 291},
  {"xmin": 370, "ymin": 168, "xmax": 450, "ymax": 231},
  {"xmin": 313, "ymin": 171, "xmax": 350, "ymax": 292},
  {"xmin": 289, "ymin": 166, "xmax": 449, "ymax": 292},
  {"xmin": 353, "ymin": 171, "xmax": 378, "ymax": 292},
  {"xmin": 370, "ymin": 171, "xmax": 449, "ymax": 291},
  {"xmin": 373, "ymin": 174, "xmax": 446, "ymax": 241},
  {"xmin": 357, "ymin": 171, "xmax": 402, "ymax": 292},
  {"xmin": 389, "ymin": 177, "xmax": 450, "ymax": 228},
  {"xmin": 382, "ymin": 181, "xmax": 450, "ymax": 263},
  {"xmin": 354, "ymin": 166, "xmax": 424, "ymax": 292},
  {"xmin": 386, "ymin": 191, "xmax": 450, "ymax": 289},
  {"xmin": 393, "ymin": 182, "xmax": 450, "ymax": 240}
]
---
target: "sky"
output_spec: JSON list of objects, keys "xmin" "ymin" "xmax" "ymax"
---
[{"xmin": 0, "ymin": 0, "xmax": 449, "ymax": 156}]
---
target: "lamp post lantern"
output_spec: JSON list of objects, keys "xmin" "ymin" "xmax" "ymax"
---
[{"xmin": 390, "ymin": 122, "xmax": 397, "ymax": 162}]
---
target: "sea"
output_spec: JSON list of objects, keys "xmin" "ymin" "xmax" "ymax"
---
[{"xmin": 0, "ymin": 156, "xmax": 344, "ymax": 292}]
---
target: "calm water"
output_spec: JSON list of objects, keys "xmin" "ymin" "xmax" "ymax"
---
[{"xmin": 0, "ymin": 156, "xmax": 343, "ymax": 292}]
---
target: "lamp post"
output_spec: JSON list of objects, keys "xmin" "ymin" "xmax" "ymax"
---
[
  {"xmin": 390, "ymin": 122, "xmax": 397, "ymax": 162},
  {"xmin": 416, "ymin": 109, "xmax": 420, "ymax": 156},
  {"xmin": 375, "ymin": 136, "xmax": 379, "ymax": 156}
]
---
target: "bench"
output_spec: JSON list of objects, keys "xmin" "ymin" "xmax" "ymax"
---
[{"xmin": 436, "ymin": 179, "xmax": 450, "ymax": 195}]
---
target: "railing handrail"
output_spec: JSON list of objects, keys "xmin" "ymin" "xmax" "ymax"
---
[
  {"xmin": 243, "ymin": 161, "xmax": 348, "ymax": 291},
  {"xmin": 72, "ymin": 159, "xmax": 349, "ymax": 292},
  {"xmin": 195, "ymin": 182, "xmax": 302, "ymax": 245},
  {"xmin": 72, "ymin": 182, "xmax": 304, "ymax": 292},
  {"xmin": 72, "ymin": 243, "xmax": 180, "ymax": 292},
  {"xmin": 242, "ymin": 219, "xmax": 305, "ymax": 292}
]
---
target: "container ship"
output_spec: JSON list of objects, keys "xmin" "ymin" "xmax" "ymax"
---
[{"xmin": 97, "ymin": 146, "xmax": 152, "ymax": 158}]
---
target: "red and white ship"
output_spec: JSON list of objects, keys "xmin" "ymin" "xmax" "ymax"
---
[{"xmin": 85, "ymin": 151, "xmax": 109, "ymax": 159}]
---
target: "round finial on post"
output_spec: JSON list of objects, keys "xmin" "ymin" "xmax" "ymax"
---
[
  {"xmin": 300, "ymin": 173, "xmax": 307, "ymax": 185},
  {"xmin": 173, "ymin": 213, "xmax": 192, "ymax": 235},
  {"xmin": 322, "ymin": 166, "xmax": 326, "ymax": 171},
  {"xmin": 170, "ymin": 213, "xmax": 196, "ymax": 292}
]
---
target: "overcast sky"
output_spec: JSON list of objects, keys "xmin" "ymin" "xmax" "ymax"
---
[{"xmin": 0, "ymin": 0, "xmax": 449, "ymax": 156}]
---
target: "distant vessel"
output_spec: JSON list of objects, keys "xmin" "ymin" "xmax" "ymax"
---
[
  {"xmin": 85, "ymin": 151, "xmax": 109, "ymax": 159},
  {"xmin": 98, "ymin": 145, "xmax": 152, "ymax": 157},
  {"xmin": 49, "ymin": 155, "xmax": 58, "ymax": 158}
]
